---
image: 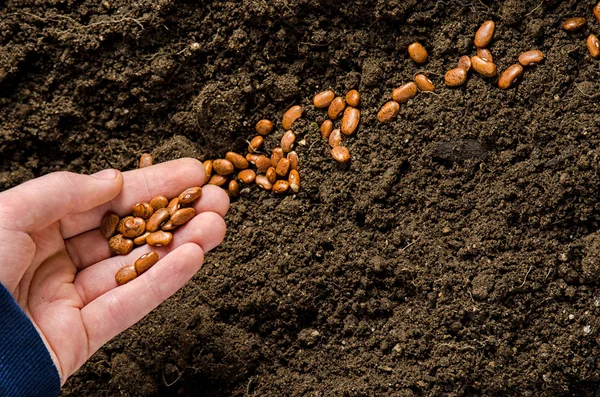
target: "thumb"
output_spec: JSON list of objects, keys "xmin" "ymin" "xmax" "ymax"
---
[{"xmin": 0, "ymin": 169, "xmax": 123, "ymax": 233}]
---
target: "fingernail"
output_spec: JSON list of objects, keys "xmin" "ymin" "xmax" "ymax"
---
[{"xmin": 92, "ymin": 169, "xmax": 120, "ymax": 180}]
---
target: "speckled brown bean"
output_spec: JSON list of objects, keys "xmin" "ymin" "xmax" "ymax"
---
[
  {"xmin": 518, "ymin": 50, "xmax": 544, "ymax": 66},
  {"xmin": 133, "ymin": 232, "xmax": 151, "ymax": 245},
  {"xmin": 281, "ymin": 131, "xmax": 296, "ymax": 153},
  {"xmin": 414, "ymin": 74, "xmax": 435, "ymax": 92},
  {"xmin": 134, "ymin": 251, "xmax": 159, "ymax": 275},
  {"xmin": 288, "ymin": 152, "xmax": 299, "ymax": 170},
  {"xmin": 118, "ymin": 216, "xmax": 146, "ymax": 238},
  {"xmin": 377, "ymin": 101, "xmax": 400, "ymax": 123},
  {"xmin": 595, "ymin": 3, "xmax": 600, "ymax": 24},
  {"xmin": 213, "ymin": 159, "xmax": 235, "ymax": 175},
  {"xmin": 445, "ymin": 68, "xmax": 468, "ymax": 87},
  {"xmin": 474, "ymin": 20, "xmax": 495, "ymax": 48},
  {"xmin": 341, "ymin": 107, "xmax": 360, "ymax": 136},
  {"xmin": 282, "ymin": 105, "xmax": 302, "ymax": 130},
  {"xmin": 562, "ymin": 17, "xmax": 586, "ymax": 32},
  {"xmin": 346, "ymin": 90, "xmax": 360, "ymax": 107},
  {"xmin": 178, "ymin": 186, "xmax": 202, "ymax": 204},
  {"xmin": 101, "ymin": 212, "xmax": 120, "ymax": 239},
  {"xmin": 225, "ymin": 152, "xmax": 248, "ymax": 170},
  {"xmin": 271, "ymin": 148, "xmax": 284, "ymax": 168},
  {"xmin": 328, "ymin": 129, "xmax": 343, "ymax": 148},
  {"xmin": 266, "ymin": 167, "xmax": 277, "ymax": 184},
  {"xmin": 289, "ymin": 170, "xmax": 300, "ymax": 193},
  {"xmin": 228, "ymin": 180, "xmax": 240, "ymax": 198},
  {"xmin": 203, "ymin": 160, "xmax": 213, "ymax": 180},
  {"xmin": 477, "ymin": 48, "xmax": 493, "ymax": 62},
  {"xmin": 313, "ymin": 90, "xmax": 335, "ymax": 108},
  {"xmin": 328, "ymin": 97, "xmax": 345, "ymax": 120},
  {"xmin": 392, "ymin": 82, "xmax": 418, "ymax": 103},
  {"xmin": 272, "ymin": 180, "xmax": 289, "ymax": 194},
  {"xmin": 161, "ymin": 220, "xmax": 177, "ymax": 231},
  {"xmin": 276, "ymin": 158, "xmax": 291, "ymax": 177},
  {"xmin": 320, "ymin": 120, "xmax": 333, "ymax": 139},
  {"xmin": 587, "ymin": 34, "xmax": 600, "ymax": 58},
  {"xmin": 248, "ymin": 136, "xmax": 264, "ymax": 153},
  {"xmin": 246, "ymin": 153, "xmax": 259, "ymax": 163},
  {"xmin": 331, "ymin": 146, "xmax": 351, "ymax": 163},
  {"xmin": 170, "ymin": 207, "xmax": 196, "ymax": 226},
  {"xmin": 408, "ymin": 42, "xmax": 428, "ymax": 64},
  {"xmin": 256, "ymin": 119, "xmax": 274, "ymax": 136},
  {"xmin": 146, "ymin": 208, "xmax": 170, "ymax": 232},
  {"xmin": 458, "ymin": 55, "xmax": 472, "ymax": 71},
  {"xmin": 255, "ymin": 155, "xmax": 271, "ymax": 172},
  {"xmin": 109, "ymin": 234, "xmax": 134, "ymax": 255},
  {"xmin": 149, "ymin": 195, "xmax": 168, "ymax": 210},
  {"xmin": 139, "ymin": 153, "xmax": 153, "ymax": 168},
  {"xmin": 256, "ymin": 175, "xmax": 272, "ymax": 191},
  {"xmin": 471, "ymin": 56, "xmax": 497, "ymax": 77},
  {"xmin": 115, "ymin": 265, "xmax": 137, "ymax": 286},
  {"xmin": 146, "ymin": 231, "xmax": 173, "ymax": 247},
  {"xmin": 208, "ymin": 174, "xmax": 228, "ymax": 187},
  {"xmin": 167, "ymin": 198, "xmax": 180, "ymax": 215},
  {"xmin": 132, "ymin": 202, "xmax": 154, "ymax": 219},
  {"xmin": 238, "ymin": 169, "xmax": 256, "ymax": 184},
  {"xmin": 498, "ymin": 63, "xmax": 524, "ymax": 90}
]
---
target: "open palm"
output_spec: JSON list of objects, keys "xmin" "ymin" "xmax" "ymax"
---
[{"xmin": 0, "ymin": 158, "xmax": 229, "ymax": 385}]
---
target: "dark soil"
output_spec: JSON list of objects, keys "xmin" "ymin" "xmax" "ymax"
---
[{"xmin": 2, "ymin": 0, "xmax": 600, "ymax": 395}]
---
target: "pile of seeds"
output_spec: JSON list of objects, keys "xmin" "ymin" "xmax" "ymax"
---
[
  {"xmin": 314, "ymin": 89, "xmax": 361, "ymax": 163},
  {"xmin": 562, "ymin": 3, "xmax": 600, "ymax": 60},
  {"xmin": 101, "ymin": 186, "xmax": 202, "ymax": 255}
]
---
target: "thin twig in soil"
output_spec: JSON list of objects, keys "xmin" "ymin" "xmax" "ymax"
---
[
  {"xmin": 518, "ymin": 265, "xmax": 533, "ymax": 288},
  {"xmin": 526, "ymin": 0, "xmax": 544, "ymax": 17}
]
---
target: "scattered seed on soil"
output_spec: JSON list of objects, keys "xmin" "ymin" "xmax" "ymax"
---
[
  {"xmin": 289, "ymin": 170, "xmax": 300, "ymax": 193},
  {"xmin": 256, "ymin": 175, "xmax": 272, "ymax": 190},
  {"xmin": 288, "ymin": 152, "xmax": 299, "ymax": 170},
  {"xmin": 587, "ymin": 34, "xmax": 600, "ymax": 58},
  {"xmin": 146, "ymin": 208, "xmax": 170, "ymax": 232},
  {"xmin": 346, "ymin": 90, "xmax": 360, "ymax": 107},
  {"xmin": 272, "ymin": 180, "xmax": 289, "ymax": 194},
  {"xmin": 225, "ymin": 152, "xmax": 249, "ymax": 170},
  {"xmin": 341, "ymin": 107, "xmax": 360, "ymax": 135},
  {"xmin": 328, "ymin": 96, "xmax": 346, "ymax": 120},
  {"xmin": 134, "ymin": 251, "xmax": 159, "ymax": 275},
  {"xmin": 101, "ymin": 212, "xmax": 120, "ymax": 239},
  {"xmin": 208, "ymin": 174, "xmax": 228, "ymax": 187},
  {"xmin": 313, "ymin": 90, "xmax": 335, "ymax": 108},
  {"xmin": 276, "ymin": 158, "xmax": 291, "ymax": 177},
  {"xmin": 408, "ymin": 42, "xmax": 428, "ymax": 64},
  {"xmin": 331, "ymin": 146, "xmax": 351, "ymax": 163},
  {"xmin": 281, "ymin": 130, "xmax": 296, "ymax": 152},
  {"xmin": 414, "ymin": 74, "xmax": 435, "ymax": 91},
  {"xmin": 392, "ymin": 82, "xmax": 418, "ymax": 103},
  {"xmin": 282, "ymin": 105, "xmax": 302, "ymax": 130},
  {"xmin": 149, "ymin": 195, "xmax": 168, "ymax": 210},
  {"xmin": 132, "ymin": 202, "xmax": 154, "ymax": 219},
  {"xmin": 238, "ymin": 169, "xmax": 256, "ymax": 184},
  {"xmin": 115, "ymin": 264, "xmax": 137, "ymax": 286},
  {"xmin": 445, "ymin": 68, "xmax": 468, "ymax": 86},
  {"xmin": 139, "ymin": 153, "xmax": 153, "ymax": 168},
  {"xmin": 458, "ymin": 55, "xmax": 472, "ymax": 71},
  {"xmin": 518, "ymin": 50, "xmax": 544, "ymax": 66},
  {"xmin": 228, "ymin": 180, "xmax": 240, "ymax": 197},
  {"xmin": 266, "ymin": 167, "xmax": 277, "ymax": 184},
  {"xmin": 471, "ymin": 56, "xmax": 497, "ymax": 77},
  {"xmin": 595, "ymin": 2, "xmax": 600, "ymax": 24},
  {"xmin": 562, "ymin": 17, "xmax": 586, "ymax": 32},
  {"xmin": 146, "ymin": 230, "xmax": 173, "ymax": 247},
  {"xmin": 498, "ymin": 63, "xmax": 524, "ymax": 89},
  {"xmin": 477, "ymin": 48, "xmax": 493, "ymax": 62},
  {"xmin": 328, "ymin": 128, "xmax": 343, "ymax": 147},
  {"xmin": 118, "ymin": 216, "xmax": 146, "ymax": 238},
  {"xmin": 271, "ymin": 148, "xmax": 284, "ymax": 168},
  {"xmin": 320, "ymin": 120, "xmax": 333, "ymax": 139},
  {"xmin": 377, "ymin": 101, "xmax": 400, "ymax": 123},
  {"xmin": 203, "ymin": 160, "xmax": 213, "ymax": 180},
  {"xmin": 474, "ymin": 20, "xmax": 495, "ymax": 48},
  {"xmin": 256, "ymin": 119, "xmax": 274, "ymax": 136},
  {"xmin": 178, "ymin": 186, "xmax": 202, "ymax": 204},
  {"xmin": 213, "ymin": 159, "xmax": 235, "ymax": 175},
  {"xmin": 255, "ymin": 155, "xmax": 271, "ymax": 172},
  {"xmin": 248, "ymin": 136, "xmax": 264, "ymax": 153},
  {"xmin": 109, "ymin": 234, "xmax": 134, "ymax": 255}
]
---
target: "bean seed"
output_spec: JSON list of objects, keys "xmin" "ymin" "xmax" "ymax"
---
[
  {"xmin": 313, "ymin": 90, "xmax": 335, "ymax": 108},
  {"xmin": 341, "ymin": 107, "xmax": 360, "ymax": 136},
  {"xmin": 414, "ymin": 74, "xmax": 435, "ymax": 92},
  {"xmin": 276, "ymin": 158, "xmax": 291, "ymax": 177},
  {"xmin": 408, "ymin": 42, "xmax": 428, "ymax": 64},
  {"xmin": 288, "ymin": 152, "xmax": 299, "ymax": 170},
  {"xmin": 458, "ymin": 55, "xmax": 472, "ymax": 71},
  {"xmin": 392, "ymin": 82, "xmax": 418, "ymax": 103},
  {"xmin": 146, "ymin": 208, "xmax": 171, "ymax": 232},
  {"xmin": 178, "ymin": 186, "xmax": 202, "ymax": 204},
  {"xmin": 161, "ymin": 220, "xmax": 177, "ymax": 231},
  {"xmin": 445, "ymin": 68, "xmax": 468, "ymax": 87},
  {"xmin": 498, "ymin": 63, "xmax": 524, "ymax": 90},
  {"xmin": 256, "ymin": 175, "xmax": 272, "ymax": 190},
  {"xmin": 203, "ymin": 160, "xmax": 213, "ymax": 180},
  {"xmin": 471, "ymin": 56, "xmax": 497, "ymax": 77},
  {"xmin": 562, "ymin": 17, "xmax": 586, "ymax": 32},
  {"xmin": 266, "ymin": 167, "xmax": 277, "ymax": 184},
  {"xmin": 225, "ymin": 152, "xmax": 249, "ymax": 169},
  {"xmin": 115, "ymin": 264, "xmax": 137, "ymax": 286},
  {"xmin": 132, "ymin": 202, "xmax": 154, "ymax": 219},
  {"xmin": 109, "ymin": 234, "xmax": 134, "ymax": 255},
  {"xmin": 320, "ymin": 120, "xmax": 333, "ymax": 139},
  {"xmin": 346, "ymin": 90, "xmax": 360, "ymax": 107},
  {"xmin": 282, "ymin": 105, "xmax": 302, "ymax": 130},
  {"xmin": 228, "ymin": 180, "xmax": 240, "ymax": 197},
  {"xmin": 289, "ymin": 170, "xmax": 300, "ymax": 193},
  {"xmin": 167, "ymin": 198, "xmax": 180, "ymax": 215},
  {"xmin": 100, "ymin": 212, "xmax": 120, "ymax": 239},
  {"xmin": 281, "ymin": 130, "xmax": 296, "ymax": 153},
  {"xmin": 331, "ymin": 146, "xmax": 351, "ymax": 163},
  {"xmin": 595, "ymin": 2, "xmax": 600, "ymax": 24},
  {"xmin": 238, "ymin": 169, "xmax": 256, "ymax": 184},
  {"xmin": 146, "ymin": 230, "xmax": 173, "ymax": 247},
  {"xmin": 134, "ymin": 251, "xmax": 159, "ymax": 275},
  {"xmin": 328, "ymin": 97, "xmax": 345, "ymax": 120},
  {"xmin": 134, "ymin": 232, "xmax": 151, "ymax": 245},
  {"xmin": 118, "ymin": 216, "xmax": 146, "ymax": 238},
  {"xmin": 255, "ymin": 155, "xmax": 271, "ymax": 172},
  {"xmin": 139, "ymin": 153, "xmax": 153, "ymax": 168},
  {"xmin": 587, "ymin": 34, "xmax": 600, "ymax": 59},
  {"xmin": 213, "ymin": 159, "xmax": 235, "ymax": 175},
  {"xmin": 477, "ymin": 48, "xmax": 493, "ymax": 62},
  {"xmin": 474, "ymin": 20, "xmax": 495, "ymax": 48},
  {"xmin": 328, "ymin": 128, "xmax": 343, "ymax": 148},
  {"xmin": 272, "ymin": 180, "xmax": 289, "ymax": 194},
  {"xmin": 518, "ymin": 50, "xmax": 544, "ymax": 66},
  {"xmin": 171, "ymin": 207, "xmax": 196, "ymax": 226},
  {"xmin": 248, "ymin": 136, "xmax": 264, "ymax": 153},
  {"xmin": 246, "ymin": 153, "xmax": 259, "ymax": 163},
  {"xmin": 208, "ymin": 174, "xmax": 228, "ymax": 187},
  {"xmin": 256, "ymin": 119, "xmax": 274, "ymax": 136},
  {"xmin": 271, "ymin": 148, "xmax": 284, "ymax": 168},
  {"xmin": 377, "ymin": 101, "xmax": 400, "ymax": 123},
  {"xmin": 149, "ymin": 195, "xmax": 168, "ymax": 210}
]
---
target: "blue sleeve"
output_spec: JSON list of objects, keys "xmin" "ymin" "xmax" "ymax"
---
[{"xmin": 0, "ymin": 283, "xmax": 60, "ymax": 397}]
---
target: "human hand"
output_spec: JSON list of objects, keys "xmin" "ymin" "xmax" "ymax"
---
[{"xmin": 0, "ymin": 158, "xmax": 229, "ymax": 384}]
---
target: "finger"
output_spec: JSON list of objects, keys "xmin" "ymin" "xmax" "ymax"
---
[
  {"xmin": 65, "ymin": 186, "xmax": 228, "ymax": 270},
  {"xmin": 60, "ymin": 158, "xmax": 207, "ymax": 239},
  {"xmin": 0, "ymin": 169, "xmax": 123, "ymax": 233},
  {"xmin": 81, "ymin": 243, "xmax": 205, "ymax": 355},
  {"xmin": 73, "ymin": 211, "xmax": 225, "ymax": 305}
]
